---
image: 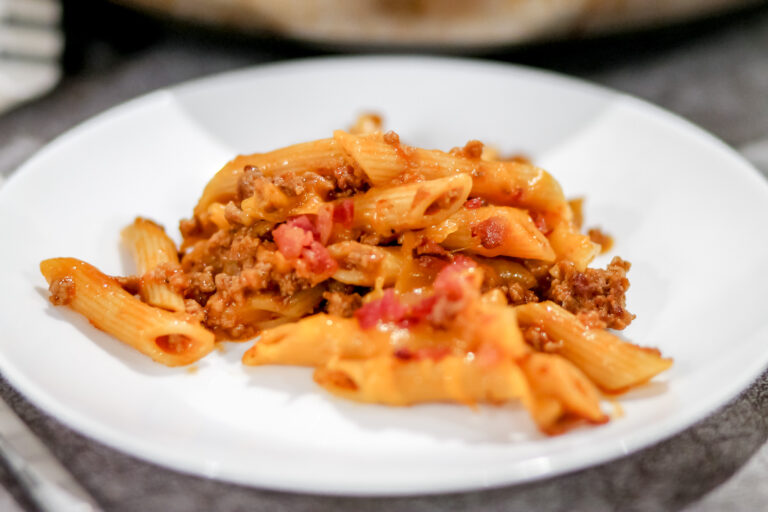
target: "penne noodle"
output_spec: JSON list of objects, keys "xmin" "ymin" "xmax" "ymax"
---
[
  {"xmin": 353, "ymin": 174, "xmax": 472, "ymax": 236},
  {"xmin": 515, "ymin": 301, "xmax": 672, "ymax": 392},
  {"xmin": 436, "ymin": 206, "xmax": 555, "ymax": 261},
  {"xmin": 194, "ymin": 138, "xmax": 347, "ymax": 217},
  {"xmin": 314, "ymin": 355, "xmax": 528, "ymax": 406},
  {"xmin": 334, "ymin": 130, "xmax": 566, "ymax": 212},
  {"xmin": 520, "ymin": 352, "xmax": 607, "ymax": 433},
  {"xmin": 327, "ymin": 241, "xmax": 404, "ymax": 287},
  {"xmin": 122, "ymin": 218, "xmax": 186, "ymax": 313},
  {"xmin": 243, "ymin": 314, "xmax": 389, "ymax": 367},
  {"xmin": 239, "ymin": 179, "xmax": 293, "ymax": 224},
  {"xmin": 472, "ymin": 255, "xmax": 538, "ymax": 289},
  {"xmin": 241, "ymin": 287, "xmax": 325, "ymax": 329},
  {"xmin": 40, "ymin": 258, "xmax": 214, "ymax": 366},
  {"xmin": 548, "ymin": 220, "xmax": 600, "ymax": 271}
]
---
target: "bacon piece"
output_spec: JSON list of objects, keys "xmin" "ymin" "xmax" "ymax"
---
[
  {"xmin": 333, "ymin": 199, "xmax": 354, "ymax": 228},
  {"xmin": 355, "ymin": 289, "xmax": 408, "ymax": 330},
  {"xmin": 275, "ymin": 216, "xmax": 338, "ymax": 279},
  {"xmin": 273, "ymin": 223, "xmax": 314, "ymax": 259},
  {"xmin": 428, "ymin": 255, "xmax": 481, "ymax": 327},
  {"xmin": 471, "ymin": 216, "xmax": 506, "ymax": 249},
  {"xmin": 302, "ymin": 240, "xmax": 338, "ymax": 276},
  {"xmin": 287, "ymin": 215, "xmax": 319, "ymax": 240},
  {"xmin": 316, "ymin": 206, "xmax": 333, "ymax": 245},
  {"xmin": 464, "ymin": 197, "xmax": 486, "ymax": 209}
]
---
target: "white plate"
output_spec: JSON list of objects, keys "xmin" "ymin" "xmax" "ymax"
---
[{"xmin": 1, "ymin": 57, "xmax": 767, "ymax": 496}]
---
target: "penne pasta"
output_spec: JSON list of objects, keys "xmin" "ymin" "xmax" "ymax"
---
[
  {"xmin": 40, "ymin": 258, "xmax": 214, "ymax": 366},
  {"xmin": 472, "ymin": 255, "xmax": 537, "ymax": 289},
  {"xmin": 548, "ymin": 220, "xmax": 600, "ymax": 271},
  {"xmin": 243, "ymin": 314, "xmax": 389, "ymax": 367},
  {"xmin": 436, "ymin": 206, "xmax": 555, "ymax": 261},
  {"xmin": 315, "ymin": 355, "xmax": 528, "ymax": 407},
  {"xmin": 122, "ymin": 217, "xmax": 186, "ymax": 312},
  {"xmin": 515, "ymin": 301, "xmax": 672, "ymax": 392},
  {"xmin": 194, "ymin": 138, "xmax": 348, "ymax": 217},
  {"xmin": 520, "ymin": 352, "xmax": 607, "ymax": 433},
  {"xmin": 327, "ymin": 241, "xmax": 404, "ymax": 287},
  {"xmin": 353, "ymin": 174, "xmax": 472, "ymax": 236},
  {"xmin": 334, "ymin": 130, "xmax": 566, "ymax": 212}
]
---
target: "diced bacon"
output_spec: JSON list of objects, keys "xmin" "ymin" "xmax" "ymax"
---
[
  {"xmin": 428, "ymin": 255, "xmax": 481, "ymax": 327},
  {"xmin": 406, "ymin": 295, "xmax": 438, "ymax": 323},
  {"xmin": 433, "ymin": 254, "xmax": 477, "ymax": 291},
  {"xmin": 333, "ymin": 199, "xmax": 354, "ymax": 228},
  {"xmin": 355, "ymin": 256, "xmax": 482, "ymax": 330},
  {"xmin": 286, "ymin": 215, "xmax": 320, "ymax": 241},
  {"xmin": 275, "ymin": 216, "xmax": 338, "ymax": 278},
  {"xmin": 316, "ymin": 206, "xmax": 333, "ymax": 245},
  {"xmin": 471, "ymin": 216, "xmax": 506, "ymax": 249},
  {"xmin": 273, "ymin": 224, "xmax": 313, "ymax": 259},
  {"xmin": 355, "ymin": 289, "xmax": 408, "ymax": 330},
  {"xmin": 464, "ymin": 197, "xmax": 486, "ymax": 209},
  {"xmin": 302, "ymin": 241, "xmax": 338, "ymax": 276}
]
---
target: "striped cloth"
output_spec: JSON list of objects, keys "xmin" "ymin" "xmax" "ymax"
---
[{"xmin": 0, "ymin": 0, "xmax": 62, "ymax": 115}]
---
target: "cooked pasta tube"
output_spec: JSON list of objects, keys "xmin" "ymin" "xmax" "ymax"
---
[
  {"xmin": 122, "ymin": 217, "xmax": 186, "ymax": 312},
  {"xmin": 516, "ymin": 302, "xmax": 672, "ymax": 392},
  {"xmin": 520, "ymin": 352, "xmax": 607, "ymax": 433},
  {"xmin": 472, "ymin": 255, "xmax": 537, "ymax": 289},
  {"xmin": 548, "ymin": 220, "xmax": 600, "ymax": 271},
  {"xmin": 243, "ymin": 314, "xmax": 390, "ymax": 367},
  {"xmin": 194, "ymin": 138, "xmax": 347, "ymax": 217},
  {"xmin": 239, "ymin": 178, "xmax": 293, "ymax": 223},
  {"xmin": 327, "ymin": 242, "xmax": 404, "ymax": 287},
  {"xmin": 334, "ymin": 130, "xmax": 565, "ymax": 212},
  {"xmin": 239, "ymin": 287, "xmax": 325, "ymax": 330},
  {"xmin": 353, "ymin": 174, "xmax": 471, "ymax": 235},
  {"xmin": 314, "ymin": 355, "xmax": 528, "ymax": 406},
  {"xmin": 40, "ymin": 258, "xmax": 214, "ymax": 366},
  {"xmin": 437, "ymin": 206, "xmax": 555, "ymax": 261}
]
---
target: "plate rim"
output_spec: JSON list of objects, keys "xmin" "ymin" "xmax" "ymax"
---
[{"xmin": 2, "ymin": 55, "xmax": 768, "ymax": 496}]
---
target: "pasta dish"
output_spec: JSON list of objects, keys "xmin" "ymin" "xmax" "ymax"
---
[{"xmin": 40, "ymin": 114, "xmax": 671, "ymax": 435}]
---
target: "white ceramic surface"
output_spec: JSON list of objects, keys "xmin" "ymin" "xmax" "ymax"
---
[{"xmin": 1, "ymin": 57, "xmax": 767, "ymax": 496}]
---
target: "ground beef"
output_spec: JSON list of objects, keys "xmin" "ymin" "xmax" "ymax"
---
[
  {"xmin": 502, "ymin": 282, "xmax": 539, "ymax": 306},
  {"xmin": 115, "ymin": 275, "xmax": 141, "ymax": 295},
  {"xmin": 544, "ymin": 256, "xmax": 635, "ymax": 330},
  {"xmin": 49, "ymin": 276, "xmax": 75, "ymax": 305},
  {"xmin": 449, "ymin": 140, "xmax": 484, "ymax": 160},
  {"xmin": 322, "ymin": 290, "xmax": 363, "ymax": 317},
  {"xmin": 587, "ymin": 227, "xmax": 614, "ymax": 253},
  {"xmin": 414, "ymin": 236, "xmax": 450, "ymax": 259},
  {"xmin": 331, "ymin": 165, "xmax": 370, "ymax": 197},
  {"xmin": 238, "ymin": 165, "xmax": 369, "ymax": 204},
  {"xmin": 521, "ymin": 325, "xmax": 562, "ymax": 352}
]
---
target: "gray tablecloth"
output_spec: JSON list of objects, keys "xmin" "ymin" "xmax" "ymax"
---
[{"xmin": 1, "ymin": 4, "xmax": 768, "ymax": 511}]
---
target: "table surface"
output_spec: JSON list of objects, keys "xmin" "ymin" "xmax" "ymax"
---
[{"xmin": 2, "ymin": 2, "xmax": 768, "ymax": 511}]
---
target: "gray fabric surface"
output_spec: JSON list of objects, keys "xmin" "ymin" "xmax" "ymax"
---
[{"xmin": 1, "ymin": 3, "xmax": 768, "ymax": 511}]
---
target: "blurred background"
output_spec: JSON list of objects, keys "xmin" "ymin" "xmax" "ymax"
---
[
  {"xmin": 2, "ymin": 1, "xmax": 768, "ymax": 510},
  {"xmin": 2, "ymin": 0, "xmax": 768, "ymax": 182}
]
